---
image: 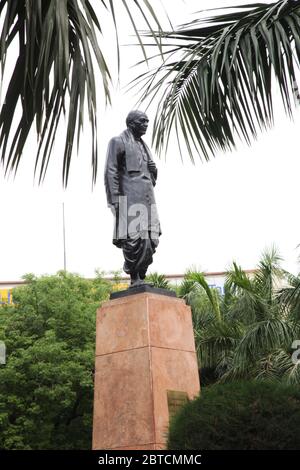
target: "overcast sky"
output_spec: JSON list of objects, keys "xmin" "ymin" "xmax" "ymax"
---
[{"xmin": 1, "ymin": 0, "xmax": 300, "ymax": 281}]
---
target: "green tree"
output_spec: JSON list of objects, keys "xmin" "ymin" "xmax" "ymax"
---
[
  {"xmin": 179, "ymin": 270, "xmax": 243, "ymax": 385},
  {"xmin": 0, "ymin": 271, "xmax": 110, "ymax": 449},
  {"xmin": 139, "ymin": 0, "xmax": 300, "ymax": 162},
  {"xmin": 222, "ymin": 248, "xmax": 300, "ymax": 383},
  {"xmin": 0, "ymin": 0, "xmax": 162, "ymax": 185},
  {"xmin": 181, "ymin": 248, "xmax": 300, "ymax": 385}
]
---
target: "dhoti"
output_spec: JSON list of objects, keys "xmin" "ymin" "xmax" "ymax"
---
[{"xmin": 121, "ymin": 233, "xmax": 159, "ymax": 279}]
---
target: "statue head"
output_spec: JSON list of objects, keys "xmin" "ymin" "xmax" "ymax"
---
[{"xmin": 126, "ymin": 110, "xmax": 149, "ymax": 138}]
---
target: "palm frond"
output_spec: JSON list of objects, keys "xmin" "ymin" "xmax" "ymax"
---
[
  {"xmin": 272, "ymin": 348, "xmax": 300, "ymax": 384},
  {"xmin": 225, "ymin": 261, "xmax": 256, "ymax": 296},
  {"xmin": 225, "ymin": 261, "xmax": 271, "ymax": 321},
  {"xmin": 254, "ymin": 246, "xmax": 284, "ymax": 303},
  {"xmin": 188, "ymin": 289, "xmax": 218, "ymax": 331},
  {"xmin": 145, "ymin": 272, "xmax": 171, "ymax": 289},
  {"xmin": 234, "ymin": 318, "xmax": 294, "ymax": 364},
  {"xmin": 137, "ymin": 0, "xmax": 300, "ymax": 163},
  {"xmin": 221, "ymin": 348, "xmax": 286, "ymax": 382},
  {"xmin": 197, "ymin": 320, "xmax": 243, "ymax": 370},
  {"xmin": 178, "ymin": 276, "xmax": 197, "ymax": 298},
  {"xmin": 278, "ymin": 272, "xmax": 300, "ymax": 319},
  {"xmin": 0, "ymin": 0, "xmax": 163, "ymax": 185},
  {"xmin": 226, "ymin": 293, "xmax": 261, "ymax": 325},
  {"xmin": 226, "ymin": 347, "xmax": 300, "ymax": 385},
  {"xmin": 283, "ymin": 360, "xmax": 300, "ymax": 384},
  {"xmin": 183, "ymin": 270, "xmax": 222, "ymax": 322}
]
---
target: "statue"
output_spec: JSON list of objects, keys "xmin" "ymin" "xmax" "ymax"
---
[{"xmin": 104, "ymin": 110, "xmax": 161, "ymax": 287}]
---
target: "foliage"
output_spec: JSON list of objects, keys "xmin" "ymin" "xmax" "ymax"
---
[
  {"xmin": 2, "ymin": 0, "xmax": 300, "ymax": 183},
  {"xmin": 0, "ymin": 0, "xmax": 162, "ymax": 185},
  {"xmin": 167, "ymin": 380, "xmax": 300, "ymax": 450},
  {"xmin": 278, "ymin": 271, "xmax": 300, "ymax": 322},
  {"xmin": 137, "ymin": 0, "xmax": 300, "ymax": 162},
  {"xmin": 0, "ymin": 271, "xmax": 110, "ymax": 449},
  {"xmin": 1, "ymin": 247, "xmax": 300, "ymax": 448},
  {"xmin": 180, "ymin": 247, "xmax": 300, "ymax": 385},
  {"xmin": 179, "ymin": 269, "xmax": 243, "ymax": 385},
  {"xmin": 145, "ymin": 272, "xmax": 171, "ymax": 289}
]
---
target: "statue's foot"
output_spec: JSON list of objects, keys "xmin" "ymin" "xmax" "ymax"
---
[{"xmin": 129, "ymin": 279, "xmax": 145, "ymax": 288}]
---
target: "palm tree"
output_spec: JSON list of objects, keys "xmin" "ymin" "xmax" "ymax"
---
[
  {"xmin": 145, "ymin": 272, "xmax": 171, "ymax": 289},
  {"xmin": 138, "ymin": 0, "xmax": 300, "ymax": 163},
  {"xmin": 0, "ymin": 0, "xmax": 163, "ymax": 185},
  {"xmin": 182, "ymin": 248, "xmax": 300, "ymax": 385},
  {"xmin": 222, "ymin": 248, "xmax": 297, "ymax": 382},
  {"xmin": 179, "ymin": 270, "xmax": 243, "ymax": 385},
  {"xmin": 276, "ymin": 265, "xmax": 300, "ymax": 382}
]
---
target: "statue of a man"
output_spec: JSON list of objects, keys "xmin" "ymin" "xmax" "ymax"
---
[{"xmin": 104, "ymin": 110, "xmax": 161, "ymax": 287}]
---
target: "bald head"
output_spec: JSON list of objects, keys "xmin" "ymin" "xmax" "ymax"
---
[
  {"xmin": 126, "ymin": 110, "xmax": 149, "ymax": 138},
  {"xmin": 126, "ymin": 110, "xmax": 147, "ymax": 127}
]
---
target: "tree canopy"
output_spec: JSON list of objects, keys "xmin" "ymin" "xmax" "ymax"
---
[{"xmin": 0, "ymin": 271, "xmax": 110, "ymax": 449}]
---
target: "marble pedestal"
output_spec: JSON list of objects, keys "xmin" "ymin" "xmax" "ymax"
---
[{"xmin": 92, "ymin": 289, "xmax": 200, "ymax": 450}]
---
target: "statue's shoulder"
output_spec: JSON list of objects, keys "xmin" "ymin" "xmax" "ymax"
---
[
  {"xmin": 107, "ymin": 132, "xmax": 126, "ymax": 153},
  {"xmin": 109, "ymin": 134, "xmax": 123, "ymax": 144}
]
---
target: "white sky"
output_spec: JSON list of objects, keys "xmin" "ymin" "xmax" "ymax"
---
[{"xmin": 1, "ymin": 0, "xmax": 300, "ymax": 281}]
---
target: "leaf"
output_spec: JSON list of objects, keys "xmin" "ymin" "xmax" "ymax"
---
[
  {"xmin": 136, "ymin": 0, "xmax": 300, "ymax": 164},
  {"xmin": 0, "ymin": 0, "xmax": 164, "ymax": 185}
]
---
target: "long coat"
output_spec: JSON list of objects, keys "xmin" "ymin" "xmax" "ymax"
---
[{"xmin": 104, "ymin": 129, "xmax": 161, "ymax": 247}]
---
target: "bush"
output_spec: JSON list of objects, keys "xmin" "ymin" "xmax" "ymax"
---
[{"xmin": 168, "ymin": 381, "xmax": 300, "ymax": 450}]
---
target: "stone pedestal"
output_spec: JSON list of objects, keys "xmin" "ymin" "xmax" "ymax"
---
[{"xmin": 92, "ymin": 289, "xmax": 200, "ymax": 450}]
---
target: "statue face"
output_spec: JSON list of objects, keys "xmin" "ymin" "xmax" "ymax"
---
[{"xmin": 131, "ymin": 113, "xmax": 149, "ymax": 137}]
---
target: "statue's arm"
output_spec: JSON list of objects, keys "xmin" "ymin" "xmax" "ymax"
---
[{"xmin": 104, "ymin": 137, "xmax": 124, "ymax": 206}]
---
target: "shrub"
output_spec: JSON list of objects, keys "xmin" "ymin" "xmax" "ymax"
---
[{"xmin": 168, "ymin": 381, "xmax": 300, "ymax": 450}]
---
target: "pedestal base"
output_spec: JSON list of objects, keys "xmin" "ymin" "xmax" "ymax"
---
[{"xmin": 92, "ymin": 290, "xmax": 200, "ymax": 450}]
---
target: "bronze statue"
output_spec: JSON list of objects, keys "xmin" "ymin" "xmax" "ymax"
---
[{"xmin": 104, "ymin": 110, "xmax": 161, "ymax": 287}]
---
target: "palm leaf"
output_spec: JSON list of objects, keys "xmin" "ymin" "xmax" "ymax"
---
[
  {"xmin": 225, "ymin": 261, "xmax": 271, "ymax": 321},
  {"xmin": 221, "ymin": 348, "xmax": 286, "ymax": 382},
  {"xmin": 0, "ymin": 0, "xmax": 163, "ymax": 185},
  {"xmin": 183, "ymin": 270, "xmax": 222, "ymax": 322},
  {"xmin": 137, "ymin": 0, "xmax": 300, "ymax": 163},
  {"xmin": 145, "ymin": 272, "xmax": 171, "ymax": 289},
  {"xmin": 233, "ymin": 318, "xmax": 294, "ymax": 365},
  {"xmin": 278, "ymin": 272, "xmax": 300, "ymax": 319},
  {"xmin": 197, "ymin": 320, "xmax": 243, "ymax": 371},
  {"xmin": 253, "ymin": 246, "xmax": 285, "ymax": 304},
  {"xmin": 272, "ymin": 348, "xmax": 300, "ymax": 384}
]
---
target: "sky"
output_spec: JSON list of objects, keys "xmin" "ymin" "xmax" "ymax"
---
[{"xmin": 1, "ymin": 0, "xmax": 300, "ymax": 281}]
